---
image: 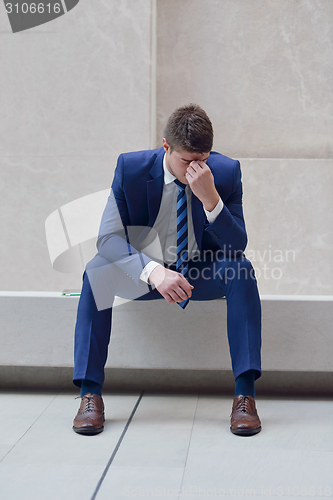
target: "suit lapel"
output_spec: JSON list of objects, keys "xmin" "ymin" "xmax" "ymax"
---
[
  {"xmin": 191, "ymin": 193, "xmax": 206, "ymax": 252},
  {"xmin": 147, "ymin": 151, "xmax": 164, "ymax": 228}
]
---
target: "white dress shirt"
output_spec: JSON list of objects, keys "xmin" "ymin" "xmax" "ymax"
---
[{"xmin": 140, "ymin": 154, "xmax": 223, "ymax": 283}]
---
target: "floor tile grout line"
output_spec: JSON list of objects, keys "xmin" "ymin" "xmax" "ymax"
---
[
  {"xmin": 177, "ymin": 393, "xmax": 200, "ymax": 500},
  {"xmin": 90, "ymin": 390, "xmax": 145, "ymax": 500},
  {"xmin": 0, "ymin": 392, "xmax": 60, "ymax": 463}
]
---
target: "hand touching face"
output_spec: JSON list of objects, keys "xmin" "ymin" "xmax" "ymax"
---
[
  {"xmin": 185, "ymin": 160, "xmax": 220, "ymax": 212},
  {"xmin": 163, "ymin": 139, "xmax": 219, "ymax": 212}
]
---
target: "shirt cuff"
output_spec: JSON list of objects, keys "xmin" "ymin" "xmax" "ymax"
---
[
  {"xmin": 139, "ymin": 261, "xmax": 161, "ymax": 283},
  {"xmin": 204, "ymin": 197, "xmax": 224, "ymax": 223}
]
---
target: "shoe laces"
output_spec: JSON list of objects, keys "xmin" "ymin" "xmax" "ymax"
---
[
  {"xmin": 75, "ymin": 394, "xmax": 97, "ymax": 413},
  {"xmin": 235, "ymin": 396, "xmax": 252, "ymax": 414},
  {"xmin": 84, "ymin": 395, "xmax": 96, "ymax": 413}
]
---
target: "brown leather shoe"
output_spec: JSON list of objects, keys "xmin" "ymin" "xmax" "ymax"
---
[
  {"xmin": 230, "ymin": 395, "xmax": 261, "ymax": 436},
  {"xmin": 73, "ymin": 393, "xmax": 105, "ymax": 435}
]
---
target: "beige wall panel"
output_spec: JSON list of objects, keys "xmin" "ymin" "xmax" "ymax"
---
[
  {"xmin": 0, "ymin": 0, "xmax": 153, "ymax": 290},
  {"xmin": 241, "ymin": 158, "xmax": 333, "ymax": 295},
  {"xmin": 156, "ymin": 0, "xmax": 333, "ymax": 158},
  {"xmin": 0, "ymin": 0, "xmax": 152, "ymax": 157},
  {"xmin": 0, "ymin": 156, "xmax": 113, "ymax": 291}
]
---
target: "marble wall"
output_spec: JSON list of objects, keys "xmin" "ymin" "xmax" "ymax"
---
[
  {"xmin": 0, "ymin": 0, "xmax": 154, "ymax": 291},
  {"xmin": 1, "ymin": 0, "xmax": 332, "ymax": 295},
  {"xmin": 241, "ymin": 158, "xmax": 333, "ymax": 296},
  {"xmin": 156, "ymin": 0, "xmax": 333, "ymax": 159}
]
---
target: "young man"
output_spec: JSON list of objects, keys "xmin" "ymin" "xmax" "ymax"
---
[{"xmin": 73, "ymin": 104, "xmax": 262, "ymax": 436}]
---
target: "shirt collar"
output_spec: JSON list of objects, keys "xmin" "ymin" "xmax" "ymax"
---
[{"xmin": 163, "ymin": 153, "xmax": 177, "ymax": 185}]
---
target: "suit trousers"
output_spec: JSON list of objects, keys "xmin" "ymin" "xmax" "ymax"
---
[{"xmin": 73, "ymin": 253, "xmax": 262, "ymax": 388}]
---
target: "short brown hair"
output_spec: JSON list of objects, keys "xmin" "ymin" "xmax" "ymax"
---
[{"xmin": 164, "ymin": 104, "xmax": 213, "ymax": 153}]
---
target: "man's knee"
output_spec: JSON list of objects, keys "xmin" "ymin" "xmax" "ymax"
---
[
  {"xmin": 84, "ymin": 256, "xmax": 118, "ymax": 311},
  {"xmin": 238, "ymin": 258, "xmax": 256, "ymax": 280},
  {"xmin": 223, "ymin": 257, "xmax": 256, "ymax": 284}
]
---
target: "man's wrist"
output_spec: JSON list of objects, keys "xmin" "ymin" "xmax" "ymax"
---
[
  {"xmin": 139, "ymin": 261, "xmax": 161, "ymax": 283},
  {"xmin": 147, "ymin": 264, "xmax": 165, "ymax": 286},
  {"xmin": 204, "ymin": 197, "xmax": 224, "ymax": 223},
  {"xmin": 203, "ymin": 191, "xmax": 220, "ymax": 212}
]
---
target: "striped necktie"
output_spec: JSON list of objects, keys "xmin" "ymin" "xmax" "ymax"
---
[{"xmin": 174, "ymin": 179, "xmax": 189, "ymax": 309}]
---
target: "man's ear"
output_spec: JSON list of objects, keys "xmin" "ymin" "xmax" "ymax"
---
[{"xmin": 162, "ymin": 138, "xmax": 170, "ymax": 153}]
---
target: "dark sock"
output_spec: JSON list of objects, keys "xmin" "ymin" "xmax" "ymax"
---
[
  {"xmin": 235, "ymin": 369, "xmax": 256, "ymax": 398},
  {"xmin": 80, "ymin": 379, "xmax": 102, "ymax": 397}
]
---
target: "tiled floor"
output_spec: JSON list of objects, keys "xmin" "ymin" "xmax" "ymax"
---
[{"xmin": 0, "ymin": 392, "xmax": 332, "ymax": 499}]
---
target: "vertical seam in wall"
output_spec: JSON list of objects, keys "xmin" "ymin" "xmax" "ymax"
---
[{"xmin": 150, "ymin": 0, "xmax": 157, "ymax": 150}]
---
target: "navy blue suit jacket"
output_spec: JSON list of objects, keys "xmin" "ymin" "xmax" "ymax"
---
[{"xmin": 97, "ymin": 147, "xmax": 247, "ymax": 284}]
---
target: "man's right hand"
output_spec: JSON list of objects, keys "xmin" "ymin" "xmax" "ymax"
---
[{"xmin": 148, "ymin": 265, "xmax": 194, "ymax": 304}]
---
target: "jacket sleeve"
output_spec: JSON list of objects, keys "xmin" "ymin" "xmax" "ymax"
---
[
  {"xmin": 205, "ymin": 160, "xmax": 247, "ymax": 255},
  {"xmin": 96, "ymin": 155, "xmax": 153, "ymax": 285}
]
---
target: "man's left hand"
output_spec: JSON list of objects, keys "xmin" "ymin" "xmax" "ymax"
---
[{"xmin": 185, "ymin": 161, "xmax": 220, "ymax": 212}]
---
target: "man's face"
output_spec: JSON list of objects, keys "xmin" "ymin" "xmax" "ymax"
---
[{"xmin": 163, "ymin": 138, "xmax": 210, "ymax": 184}]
